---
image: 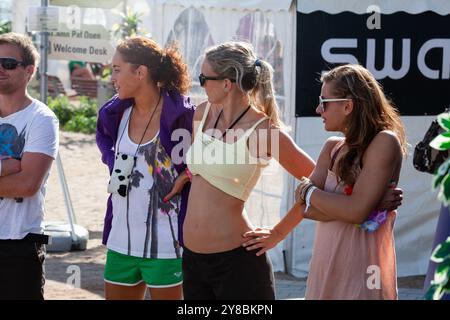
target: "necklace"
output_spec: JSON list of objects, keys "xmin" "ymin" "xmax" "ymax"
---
[
  {"xmin": 119, "ymin": 91, "xmax": 162, "ymax": 256},
  {"xmin": 117, "ymin": 92, "xmax": 162, "ymax": 154},
  {"xmin": 212, "ymin": 104, "xmax": 252, "ymax": 140},
  {"xmin": 133, "ymin": 92, "xmax": 162, "ymax": 148}
]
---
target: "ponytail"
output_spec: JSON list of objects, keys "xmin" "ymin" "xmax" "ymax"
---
[
  {"xmin": 205, "ymin": 41, "xmax": 284, "ymax": 128},
  {"xmin": 250, "ymin": 59, "xmax": 283, "ymax": 128},
  {"xmin": 155, "ymin": 43, "xmax": 191, "ymax": 94}
]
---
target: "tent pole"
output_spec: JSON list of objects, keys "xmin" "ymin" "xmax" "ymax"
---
[{"xmin": 56, "ymin": 154, "xmax": 78, "ymax": 243}]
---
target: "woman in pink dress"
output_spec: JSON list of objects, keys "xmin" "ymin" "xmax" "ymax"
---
[{"xmin": 242, "ymin": 64, "xmax": 406, "ymax": 299}]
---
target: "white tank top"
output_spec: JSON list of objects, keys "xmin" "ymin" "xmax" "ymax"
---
[{"xmin": 107, "ymin": 107, "xmax": 182, "ymax": 259}]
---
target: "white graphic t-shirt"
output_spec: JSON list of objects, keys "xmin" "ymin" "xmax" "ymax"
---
[
  {"xmin": 108, "ymin": 107, "xmax": 182, "ymax": 259},
  {"xmin": 0, "ymin": 99, "xmax": 59, "ymax": 239}
]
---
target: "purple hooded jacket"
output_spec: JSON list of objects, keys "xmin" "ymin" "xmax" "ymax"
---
[{"xmin": 96, "ymin": 89, "xmax": 195, "ymax": 246}]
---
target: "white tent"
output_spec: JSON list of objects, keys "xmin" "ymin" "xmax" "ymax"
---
[{"xmin": 11, "ymin": 0, "xmax": 448, "ymax": 278}]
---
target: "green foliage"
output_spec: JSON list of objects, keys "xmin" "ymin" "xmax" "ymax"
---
[
  {"xmin": 112, "ymin": 7, "xmax": 144, "ymax": 40},
  {"xmin": 431, "ymin": 113, "xmax": 450, "ymax": 206},
  {"xmin": 101, "ymin": 66, "xmax": 112, "ymax": 81},
  {"xmin": 47, "ymin": 95, "xmax": 97, "ymax": 134},
  {"xmin": 64, "ymin": 114, "xmax": 97, "ymax": 134},
  {"xmin": 424, "ymin": 237, "xmax": 450, "ymax": 300},
  {"xmin": 437, "ymin": 113, "xmax": 450, "ymax": 132},
  {"xmin": 77, "ymin": 96, "xmax": 98, "ymax": 118},
  {"xmin": 47, "ymin": 95, "xmax": 74, "ymax": 126},
  {"xmin": 425, "ymin": 111, "xmax": 450, "ymax": 300},
  {"xmin": 0, "ymin": 21, "xmax": 12, "ymax": 34}
]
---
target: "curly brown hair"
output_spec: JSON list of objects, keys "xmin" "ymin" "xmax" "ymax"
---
[
  {"xmin": 321, "ymin": 64, "xmax": 407, "ymax": 187},
  {"xmin": 116, "ymin": 36, "xmax": 190, "ymax": 94}
]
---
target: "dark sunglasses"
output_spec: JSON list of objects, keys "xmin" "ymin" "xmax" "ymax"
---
[
  {"xmin": 0, "ymin": 57, "xmax": 26, "ymax": 70},
  {"xmin": 198, "ymin": 73, "xmax": 235, "ymax": 87}
]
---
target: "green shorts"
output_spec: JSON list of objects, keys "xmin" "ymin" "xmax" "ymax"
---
[{"xmin": 104, "ymin": 249, "xmax": 183, "ymax": 288}]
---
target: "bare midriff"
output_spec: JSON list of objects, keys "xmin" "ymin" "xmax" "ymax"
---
[{"xmin": 183, "ymin": 175, "xmax": 253, "ymax": 253}]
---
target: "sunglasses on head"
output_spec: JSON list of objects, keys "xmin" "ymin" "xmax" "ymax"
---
[
  {"xmin": 198, "ymin": 73, "xmax": 235, "ymax": 87},
  {"xmin": 0, "ymin": 57, "xmax": 26, "ymax": 70}
]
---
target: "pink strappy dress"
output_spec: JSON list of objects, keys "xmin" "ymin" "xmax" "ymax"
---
[{"xmin": 305, "ymin": 142, "xmax": 398, "ymax": 300}]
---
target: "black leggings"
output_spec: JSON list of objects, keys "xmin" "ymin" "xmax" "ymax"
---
[{"xmin": 182, "ymin": 246, "xmax": 275, "ymax": 300}]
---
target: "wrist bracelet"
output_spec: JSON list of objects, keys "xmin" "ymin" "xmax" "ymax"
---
[
  {"xmin": 301, "ymin": 182, "xmax": 315, "ymax": 202},
  {"xmin": 301, "ymin": 183, "xmax": 314, "ymax": 202},
  {"xmin": 299, "ymin": 183, "xmax": 309, "ymax": 202},
  {"xmin": 305, "ymin": 186, "xmax": 317, "ymax": 213},
  {"xmin": 299, "ymin": 182, "xmax": 309, "ymax": 201}
]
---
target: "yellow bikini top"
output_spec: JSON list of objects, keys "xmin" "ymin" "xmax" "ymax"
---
[{"xmin": 186, "ymin": 103, "xmax": 270, "ymax": 201}]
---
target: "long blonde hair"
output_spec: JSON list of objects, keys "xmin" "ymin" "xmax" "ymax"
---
[
  {"xmin": 204, "ymin": 41, "xmax": 283, "ymax": 127},
  {"xmin": 321, "ymin": 64, "xmax": 407, "ymax": 186}
]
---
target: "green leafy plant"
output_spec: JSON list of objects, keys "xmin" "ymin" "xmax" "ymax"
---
[
  {"xmin": 430, "ymin": 113, "xmax": 450, "ymax": 206},
  {"xmin": 77, "ymin": 96, "xmax": 98, "ymax": 118},
  {"xmin": 112, "ymin": 7, "xmax": 144, "ymax": 39},
  {"xmin": 48, "ymin": 95, "xmax": 74, "ymax": 126},
  {"xmin": 47, "ymin": 95, "xmax": 98, "ymax": 134},
  {"xmin": 424, "ymin": 237, "xmax": 450, "ymax": 300},
  {"xmin": 0, "ymin": 21, "xmax": 12, "ymax": 34},
  {"xmin": 425, "ymin": 112, "xmax": 450, "ymax": 300},
  {"xmin": 101, "ymin": 66, "xmax": 112, "ymax": 81},
  {"xmin": 64, "ymin": 114, "xmax": 97, "ymax": 134}
]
